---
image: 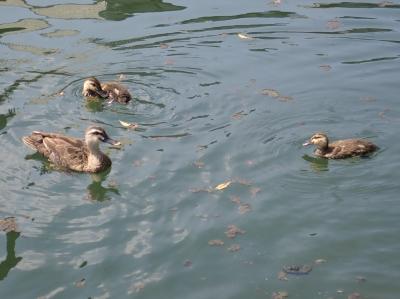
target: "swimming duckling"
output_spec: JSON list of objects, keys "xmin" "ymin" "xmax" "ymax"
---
[
  {"xmin": 303, "ymin": 132, "xmax": 378, "ymax": 159},
  {"xmin": 22, "ymin": 126, "xmax": 121, "ymax": 173},
  {"xmin": 82, "ymin": 77, "xmax": 131, "ymax": 104}
]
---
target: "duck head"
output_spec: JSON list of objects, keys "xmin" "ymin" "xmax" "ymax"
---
[
  {"xmin": 83, "ymin": 77, "xmax": 108, "ymax": 98},
  {"xmin": 85, "ymin": 126, "xmax": 121, "ymax": 149},
  {"xmin": 303, "ymin": 132, "xmax": 329, "ymax": 150}
]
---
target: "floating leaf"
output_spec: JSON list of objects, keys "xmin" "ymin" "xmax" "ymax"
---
[
  {"xmin": 208, "ymin": 239, "xmax": 224, "ymax": 246},
  {"xmin": 232, "ymin": 111, "xmax": 247, "ymax": 120},
  {"xmin": 193, "ymin": 161, "xmax": 205, "ymax": 168},
  {"xmin": 278, "ymin": 271, "xmax": 288, "ymax": 281},
  {"xmin": 133, "ymin": 282, "xmax": 145, "ymax": 293},
  {"xmin": 238, "ymin": 203, "xmax": 252, "ymax": 214},
  {"xmin": 215, "ymin": 181, "xmax": 231, "ymax": 190},
  {"xmin": 272, "ymin": 291, "xmax": 288, "ymax": 299},
  {"xmin": 327, "ymin": 19, "xmax": 340, "ymax": 30},
  {"xmin": 165, "ymin": 58, "xmax": 175, "ymax": 65},
  {"xmin": 230, "ymin": 196, "xmax": 241, "ymax": 205},
  {"xmin": 347, "ymin": 293, "xmax": 362, "ymax": 299},
  {"xmin": 262, "ymin": 88, "xmax": 293, "ymax": 102},
  {"xmin": 0, "ymin": 217, "xmax": 18, "ymax": 233},
  {"xmin": 75, "ymin": 278, "xmax": 86, "ymax": 288},
  {"xmin": 262, "ymin": 88, "xmax": 280, "ymax": 98},
  {"xmin": 119, "ymin": 120, "xmax": 139, "ymax": 130},
  {"xmin": 225, "ymin": 225, "xmax": 245, "ymax": 239},
  {"xmin": 278, "ymin": 96, "xmax": 293, "ymax": 102},
  {"xmin": 238, "ymin": 33, "xmax": 253, "ymax": 40},
  {"xmin": 190, "ymin": 187, "xmax": 212, "ymax": 193},
  {"xmin": 319, "ymin": 64, "xmax": 332, "ymax": 71},
  {"xmin": 227, "ymin": 244, "xmax": 241, "ymax": 252},
  {"xmin": 282, "ymin": 264, "xmax": 312, "ymax": 275},
  {"xmin": 314, "ymin": 258, "xmax": 327, "ymax": 264},
  {"xmin": 356, "ymin": 276, "xmax": 366, "ymax": 283},
  {"xmin": 183, "ymin": 260, "xmax": 192, "ymax": 267},
  {"xmin": 250, "ymin": 187, "xmax": 261, "ymax": 197}
]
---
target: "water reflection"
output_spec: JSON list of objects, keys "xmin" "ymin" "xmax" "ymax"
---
[
  {"xmin": 1, "ymin": 0, "xmax": 185, "ymax": 21},
  {"xmin": 0, "ymin": 109, "xmax": 16, "ymax": 133},
  {"xmin": 0, "ymin": 231, "xmax": 22, "ymax": 281},
  {"xmin": 85, "ymin": 97, "xmax": 105, "ymax": 113},
  {"xmin": 0, "ymin": 19, "xmax": 49, "ymax": 36},
  {"xmin": 99, "ymin": 0, "xmax": 185, "ymax": 21},
  {"xmin": 86, "ymin": 169, "xmax": 119, "ymax": 202},
  {"xmin": 311, "ymin": 2, "xmax": 400, "ymax": 9},
  {"xmin": 302, "ymin": 154, "xmax": 329, "ymax": 172}
]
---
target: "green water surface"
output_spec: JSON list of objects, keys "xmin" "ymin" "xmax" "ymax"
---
[{"xmin": 0, "ymin": 0, "xmax": 400, "ymax": 298}]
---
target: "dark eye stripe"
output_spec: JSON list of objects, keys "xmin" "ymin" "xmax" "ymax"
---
[{"xmin": 91, "ymin": 131, "xmax": 104, "ymax": 135}]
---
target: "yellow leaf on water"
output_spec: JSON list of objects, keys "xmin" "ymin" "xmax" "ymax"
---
[
  {"xmin": 215, "ymin": 181, "xmax": 231, "ymax": 190},
  {"xmin": 119, "ymin": 120, "xmax": 139, "ymax": 130},
  {"xmin": 261, "ymin": 88, "xmax": 280, "ymax": 98},
  {"xmin": 238, "ymin": 33, "xmax": 253, "ymax": 40}
]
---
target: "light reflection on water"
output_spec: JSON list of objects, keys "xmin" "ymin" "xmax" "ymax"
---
[{"xmin": 0, "ymin": 0, "xmax": 400, "ymax": 298}]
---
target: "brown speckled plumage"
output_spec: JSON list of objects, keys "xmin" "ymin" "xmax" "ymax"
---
[
  {"xmin": 82, "ymin": 77, "xmax": 131, "ymax": 104},
  {"xmin": 303, "ymin": 132, "xmax": 378, "ymax": 159},
  {"xmin": 22, "ymin": 126, "xmax": 120, "ymax": 173}
]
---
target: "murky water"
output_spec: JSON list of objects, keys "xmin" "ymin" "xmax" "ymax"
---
[{"xmin": 1, "ymin": 1, "xmax": 400, "ymax": 298}]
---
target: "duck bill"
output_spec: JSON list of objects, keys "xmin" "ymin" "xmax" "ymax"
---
[
  {"xmin": 104, "ymin": 137, "xmax": 121, "ymax": 146},
  {"xmin": 302, "ymin": 141, "xmax": 311, "ymax": 147},
  {"xmin": 95, "ymin": 89, "xmax": 108, "ymax": 98}
]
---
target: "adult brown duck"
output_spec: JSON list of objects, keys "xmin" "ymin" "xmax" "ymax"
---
[
  {"xmin": 82, "ymin": 77, "xmax": 131, "ymax": 104},
  {"xmin": 303, "ymin": 132, "xmax": 378, "ymax": 159},
  {"xmin": 22, "ymin": 126, "xmax": 120, "ymax": 173}
]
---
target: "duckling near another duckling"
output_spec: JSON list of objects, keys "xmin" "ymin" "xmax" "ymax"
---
[
  {"xmin": 22, "ymin": 126, "xmax": 121, "ymax": 173},
  {"xmin": 303, "ymin": 132, "xmax": 378, "ymax": 159},
  {"xmin": 82, "ymin": 77, "xmax": 132, "ymax": 104}
]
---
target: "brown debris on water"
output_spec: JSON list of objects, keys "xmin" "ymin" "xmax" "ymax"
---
[
  {"xmin": 277, "ymin": 271, "xmax": 288, "ymax": 281},
  {"xmin": 250, "ymin": 187, "xmax": 261, "ymax": 197},
  {"xmin": 193, "ymin": 160, "xmax": 205, "ymax": 168},
  {"xmin": 238, "ymin": 203, "xmax": 252, "ymax": 214},
  {"xmin": 348, "ymin": 292, "xmax": 363, "ymax": 299},
  {"xmin": 230, "ymin": 196, "xmax": 241, "ymax": 205},
  {"xmin": 208, "ymin": 239, "xmax": 224, "ymax": 246},
  {"xmin": 225, "ymin": 225, "xmax": 245, "ymax": 239},
  {"xmin": 356, "ymin": 276, "xmax": 367, "ymax": 283},
  {"xmin": 327, "ymin": 19, "xmax": 341, "ymax": 30},
  {"xmin": 272, "ymin": 291, "xmax": 288, "ymax": 299},
  {"xmin": 183, "ymin": 260, "xmax": 192, "ymax": 267},
  {"xmin": 227, "ymin": 244, "xmax": 240, "ymax": 252},
  {"xmin": 0, "ymin": 217, "xmax": 18, "ymax": 233},
  {"xmin": 319, "ymin": 64, "xmax": 332, "ymax": 72},
  {"xmin": 75, "ymin": 278, "xmax": 86, "ymax": 288},
  {"xmin": 261, "ymin": 88, "xmax": 293, "ymax": 102}
]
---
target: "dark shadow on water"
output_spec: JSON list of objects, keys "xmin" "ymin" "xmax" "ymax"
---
[
  {"xmin": 180, "ymin": 11, "xmax": 299, "ymax": 25},
  {"xmin": 0, "ymin": 232, "xmax": 22, "ymax": 281},
  {"xmin": 98, "ymin": 0, "xmax": 186, "ymax": 21},
  {"xmin": 86, "ymin": 168, "xmax": 120, "ymax": 202},
  {"xmin": 0, "ymin": 27, "xmax": 25, "ymax": 35},
  {"xmin": 25, "ymin": 152, "xmax": 53, "ymax": 175},
  {"xmin": 0, "ymin": 109, "xmax": 16, "ymax": 132},
  {"xmin": 302, "ymin": 154, "xmax": 329, "ymax": 172},
  {"xmin": 311, "ymin": 2, "xmax": 400, "ymax": 9},
  {"xmin": 85, "ymin": 98, "xmax": 105, "ymax": 113}
]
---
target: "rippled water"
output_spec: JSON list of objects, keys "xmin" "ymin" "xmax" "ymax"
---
[{"xmin": 1, "ymin": 0, "xmax": 400, "ymax": 298}]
